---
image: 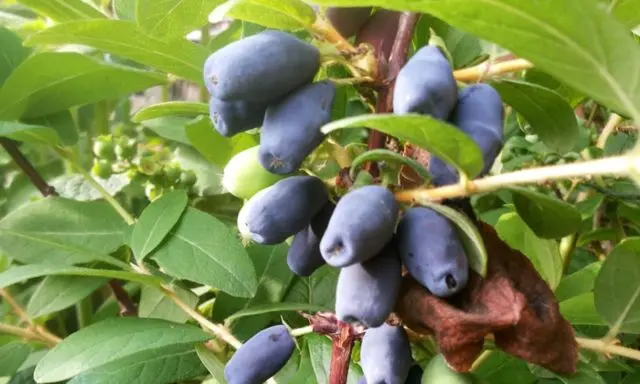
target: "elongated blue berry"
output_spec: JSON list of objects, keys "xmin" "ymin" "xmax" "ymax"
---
[
  {"xmin": 320, "ymin": 185, "xmax": 399, "ymax": 267},
  {"xmin": 396, "ymin": 207, "xmax": 469, "ymax": 297},
  {"xmin": 209, "ymin": 97, "xmax": 267, "ymax": 137},
  {"xmin": 287, "ymin": 202, "xmax": 334, "ymax": 276},
  {"xmin": 428, "ymin": 84, "xmax": 504, "ymax": 186},
  {"xmin": 361, "ymin": 323, "xmax": 412, "ymax": 384},
  {"xmin": 204, "ymin": 30, "xmax": 320, "ymax": 102},
  {"xmin": 260, "ymin": 81, "xmax": 336, "ymax": 175},
  {"xmin": 224, "ymin": 325, "xmax": 295, "ymax": 384},
  {"xmin": 335, "ymin": 243, "xmax": 402, "ymax": 327},
  {"xmin": 393, "ymin": 45, "xmax": 457, "ymax": 120},
  {"xmin": 238, "ymin": 176, "xmax": 328, "ymax": 245}
]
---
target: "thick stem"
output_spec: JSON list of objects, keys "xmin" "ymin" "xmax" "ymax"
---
[
  {"xmin": 0, "ymin": 323, "xmax": 57, "ymax": 347},
  {"xmin": 453, "ymin": 58, "xmax": 533, "ymax": 82},
  {"xmin": 75, "ymin": 296, "xmax": 93, "ymax": 329},
  {"xmin": 93, "ymin": 101, "xmax": 110, "ymax": 136},
  {"xmin": 329, "ymin": 322, "xmax": 357, "ymax": 384},
  {"xmin": 396, "ymin": 155, "xmax": 633, "ymax": 203},
  {"xmin": 597, "ymin": 113, "xmax": 622, "ymax": 149},
  {"xmin": 0, "ymin": 138, "xmax": 58, "ymax": 197},
  {"xmin": 577, "ymin": 337, "xmax": 640, "ymax": 361}
]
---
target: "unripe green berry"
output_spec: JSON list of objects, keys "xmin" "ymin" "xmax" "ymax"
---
[
  {"xmin": 179, "ymin": 169, "xmax": 197, "ymax": 188},
  {"xmin": 137, "ymin": 155, "xmax": 159, "ymax": 175},
  {"xmin": 115, "ymin": 138, "xmax": 137, "ymax": 160},
  {"xmin": 164, "ymin": 165, "xmax": 182, "ymax": 185},
  {"xmin": 92, "ymin": 137, "xmax": 115, "ymax": 160},
  {"xmin": 92, "ymin": 159, "xmax": 113, "ymax": 179},
  {"xmin": 223, "ymin": 146, "xmax": 286, "ymax": 199}
]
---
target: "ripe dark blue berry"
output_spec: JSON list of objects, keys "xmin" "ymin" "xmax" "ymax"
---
[
  {"xmin": 224, "ymin": 325, "xmax": 295, "ymax": 384},
  {"xmin": 396, "ymin": 207, "xmax": 469, "ymax": 297},
  {"xmin": 428, "ymin": 84, "xmax": 505, "ymax": 186},
  {"xmin": 335, "ymin": 243, "xmax": 402, "ymax": 327},
  {"xmin": 393, "ymin": 45, "xmax": 458, "ymax": 120},
  {"xmin": 259, "ymin": 81, "xmax": 336, "ymax": 175},
  {"xmin": 238, "ymin": 176, "xmax": 328, "ymax": 245},
  {"xmin": 203, "ymin": 30, "xmax": 320, "ymax": 102},
  {"xmin": 326, "ymin": 7, "xmax": 372, "ymax": 37},
  {"xmin": 361, "ymin": 323, "xmax": 412, "ymax": 384},
  {"xmin": 287, "ymin": 202, "xmax": 334, "ymax": 276},
  {"xmin": 209, "ymin": 97, "xmax": 267, "ymax": 137},
  {"xmin": 320, "ymin": 185, "xmax": 399, "ymax": 267}
]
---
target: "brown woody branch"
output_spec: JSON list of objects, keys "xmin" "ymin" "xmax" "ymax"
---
[
  {"xmin": 108, "ymin": 280, "xmax": 138, "ymax": 317},
  {"xmin": 0, "ymin": 138, "xmax": 58, "ymax": 197}
]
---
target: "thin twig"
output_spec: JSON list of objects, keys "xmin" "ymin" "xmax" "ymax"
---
[
  {"xmin": 453, "ymin": 58, "xmax": 533, "ymax": 82},
  {"xmin": 0, "ymin": 323, "xmax": 57, "ymax": 347},
  {"xmin": 597, "ymin": 113, "xmax": 623, "ymax": 149},
  {"xmin": 0, "ymin": 289, "xmax": 61, "ymax": 346},
  {"xmin": 395, "ymin": 155, "xmax": 633, "ymax": 203},
  {"xmin": 0, "ymin": 288, "xmax": 33, "ymax": 326},
  {"xmin": 0, "ymin": 138, "xmax": 58, "ymax": 197},
  {"xmin": 108, "ymin": 280, "xmax": 138, "ymax": 317},
  {"xmin": 577, "ymin": 337, "xmax": 640, "ymax": 361}
]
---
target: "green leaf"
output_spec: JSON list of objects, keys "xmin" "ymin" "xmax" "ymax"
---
[
  {"xmin": 212, "ymin": 244, "xmax": 294, "ymax": 339},
  {"xmin": 0, "ymin": 342, "xmax": 32, "ymax": 377},
  {"xmin": 140, "ymin": 116, "xmax": 192, "ymax": 144},
  {"xmin": 473, "ymin": 350, "xmax": 535, "ymax": 384},
  {"xmin": 524, "ymin": 69, "xmax": 584, "ymax": 106},
  {"xmin": 577, "ymin": 228, "xmax": 618, "ymax": 247},
  {"xmin": 424, "ymin": 16, "xmax": 482, "ymax": 69},
  {"xmin": 132, "ymin": 102, "xmax": 209, "ymax": 123},
  {"xmin": 24, "ymin": 110, "xmax": 79, "ymax": 146},
  {"xmin": 307, "ymin": 333, "xmax": 362, "ymax": 384},
  {"xmin": 557, "ymin": 363, "xmax": 606, "ymax": 384},
  {"xmin": 491, "ymin": 80, "xmax": 578, "ymax": 153},
  {"xmin": 322, "ymin": 113, "xmax": 484, "ymax": 178},
  {"xmin": 33, "ymin": 317, "xmax": 209, "ymax": 383},
  {"xmin": 211, "ymin": 0, "xmax": 316, "ymax": 31},
  {"xmin": 138, "ymin": 284, "xmax": 198, "ymax": 323},
  {"xmin": 418, "ymin": 201, "xmax": 488, "ymax": 277},
  {"xmin": 560, "ymin": 292, "xmax": 605, "ymax": 326},
  {"xmin": 509, "ymin": 187, "xmax": 582, "ymax": 239},
  {"xmin": 132, "ymin": 190, "xmax": 188, "ymax": 262},
  {"xmin": 281, "ymin": 266, "xmax": 338, "ymax": 326},
  {"xmin": 151, "ymin": 207, "xmax": 257, "ymax": 298},
  {"xmin": 311, "ymin": 0, "xmax": 640, "ymax": 122},
  {"xmin": 0, "ymin": 198, "xmax": 127, "ymax": 267},
  {"xmin": 0, "ymin": 121, "xmax": 60, "ymax": 145},
  {"xmin": 0, "ymin": 52, "xmax": 167, "ymax": 120},
  {"xmin": 67, "ymin": 345, "xmax": 207, "ymax": 384},
  {"xmin": 185, "ymin": 115, "xmax": 258, "ymax": 167},
  {"xmin": 17, "ymin": 0, "xmax": 106, "ymax": 22},
  {"xmin": 0, "ymin": 265, "xmax": 163, "ymax": 289},
  {"xmin": 136, "ymin": 0, "xmax": 223, "ymax": 39},
  {"xmin": 495, "ymin": 211, "xmax": 563, "ymax": 289},
  {"xmin": 225, "ymin": 303, "xmax": 328, "ymax": 323},
  {"xmin": 0, "ymin": 27, "xmax": 31, "ymax": 87},
  {"xmin": 113, "ymin": 0, "xmax": 136, "ymax": 20},
  {"xmin": 27, "ymin": 20, "xmax": 209, "ymax": 84},
  {"xmin": 349, "ymin": 149, "xmax": 431, "ymax": 182},
  {"xmin": 611, "ymin": 0, "xmax": 640, "ymax": 29},
  {"xmin": 195, "ymin": 344, "xmax": 226, "ymax": 383},
  {"xmin": 26, "ymin": 275, "xmax": 107, "ymax": 318},
  {"xmin": 555, "ymin": 262, "xmax": 602, "ymax": 302},
  {"xmin": 50, "ymin": 174, "xmax": 130, "ymax": 202},
  {"xmin": 594, "ymin": 238, "xmax": 640, "ymax": 333}
]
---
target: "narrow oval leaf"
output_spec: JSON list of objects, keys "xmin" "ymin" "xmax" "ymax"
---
[
  {"xmin": 17, "ymin": 0, "xmax": 106, "ymax": 22},
  {"xmin": 0, "ymin": 342, "xmax": 32, "ymax": 377},
  {"xmin": 594, "ymin": 238, "xmax": 640, "ymax": 334},
  {"xmin": 311, "ymin": 0, "xmax": 640, "ymax": 122},
  {"xmin": 349, "ymin": 149, "xmax": 431, "ymax": 182},
  {"xmin": 151, "ymin": 207, "xmax": 257, "ymax": 298},
  {"xmin": 27, "ymin": 275, "xmax": 107, "ymax": 318},
  {"xmin": 34, "ymin": 317, "xmax": 210, "ymax": 383},
  {"xmin": 25, "ymin": 110, "xmax": 79, "ymax": 146},
  {"xmin": 132, "ymin": 190, "xmax": 189, "ymax": 262},
  {"xmin": 612, "ymin": 0, "xmax": 640, "ymax": 29},
  {"xmin": 322, "ymin": 114, "xmax": 484, "ymax": 178},
  {"xmin": 0, "ymin": 121, "xmax": 60, "ymax": 145},
  {"xmin": 495, "ymin": 212, "xmax": 563, "ymax": 290},
  {"xmin": 27, "ymin": 20, "xmax": 210, "ymax": 83},
  {"xmin": 212, "ymin": 244, "xmax": 294, "ymax": 338},
  {"xmin": 0, "ymin": 264, "xmax": 163, "ymax": 289},
  {"xmin": 211, "ymin": 0, "xmax": 317, "ymax": 31},
  {"xmin": 138, "ymin": 284, "xmax": 198, "ymax": 323},
  {"xmin": 492, "ymin": 80, "xmax": 578, "ymax": 153},
  {"xmin": 136, "ymin": 0, "xmax": 221, "ymax": 39},
  {"xmin": 0, "ymin": 198, "xmax": 127, "ymax": 267},
  {"xmin": 66, "ymin": 345, "xmax": 207, "ymax": 384},
  {"xmin": 226, "ymin": 303, "xmax": 328, "ymax": 323},
  {"xmin": 509, "ymin": 187, "xmax": 582, "ymax": 239},
  {"xmin": 0, "ymin": 52, "xmax": 167, "ymax": 120},
  {"xmin": 195, "ymin": 344, "xmax": 226, "ymax": 383},
  {"xmin": 555, "ymin": 262, "xmax": 602, "ymax": 302},
  {"xmin": 132, "ymin": 101, "xmax": 209, "ymax": 123},
  {"xmin": 0, "ymin": 27, "xmax": 31, "ymax": 87},
  {"xmin": 560, "ymin": 292, "xmax": 605, "ymax": 326},
  {"xmin": 418, "ymin": 201, "xmax": 488, "ymax": 277}
]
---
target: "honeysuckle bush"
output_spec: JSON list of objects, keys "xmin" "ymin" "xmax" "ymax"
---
[{"xmin": 0, "ymin": 0, "xmax": 639, "ymax": 383}]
